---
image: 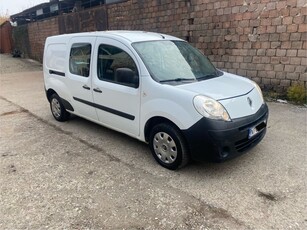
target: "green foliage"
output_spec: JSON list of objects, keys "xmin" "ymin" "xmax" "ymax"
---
[{"xmin": 287, "ymin": 84, "xmax": 307, "ymax": 105}]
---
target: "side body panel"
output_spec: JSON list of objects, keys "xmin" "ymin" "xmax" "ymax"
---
[
  {"xmin": 44, "ymin": 36, "xmax": 72, "ymax": 104},
  {"xmin": 139, "ymin": 77, "xmax": 203, "ymax": 141}
]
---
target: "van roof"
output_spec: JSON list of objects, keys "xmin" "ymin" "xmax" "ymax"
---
[{"xmin": 46, "ymin": 30, "xmax": 183, "ymax": 43}]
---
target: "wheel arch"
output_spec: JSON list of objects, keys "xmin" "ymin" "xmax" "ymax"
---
[
  {"xmin": 144, "ymin": 116, "xmax": 182, "ymax": 143},
  {"xmin": 46, "ymin": 88, "xmax": 58, "ymax": 102},
  {"xmin": 46, "ymin": 88, "xmax": 74, "ymax": 112}
]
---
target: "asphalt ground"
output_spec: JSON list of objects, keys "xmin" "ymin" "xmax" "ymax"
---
[{"xmin": 0, "ymin": 54, "xmax": 306, "ymax": 229}]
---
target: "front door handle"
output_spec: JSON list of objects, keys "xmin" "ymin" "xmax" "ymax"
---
[
  {"xmin": 83, "ymin": 85, "xmax": 90, "ymax": 90},
  {"xmin": 93, "ymin": 88, "xmax": 102, "ymax": 93}
]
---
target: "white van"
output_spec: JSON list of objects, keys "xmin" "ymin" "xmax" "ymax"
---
[{"xmin": 43, "ymin": 31, "xmax": 268, "ymax": 170}]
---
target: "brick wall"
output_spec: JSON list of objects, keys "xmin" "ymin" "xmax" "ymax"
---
[
  {"xmin": 25, "ymin": 6, "xmax": 108, "ymax": 62},
  {"xmin": 20, "ymin": 0, "xmax": 306, "ymax": 92},
  {"xmin": 28, "ymin": 18, "xmax": 59, "ymax": 62},
  {"xmin": 108, "ymin": 0, "xmax": 306, "ymax": 92},
  {"xmin": 107, "ymin": 0, "xmax": 191, "ymax": 38},
  {"xmin": 57, "ymin": 6, "xmax": 107, "ymax": 34}
]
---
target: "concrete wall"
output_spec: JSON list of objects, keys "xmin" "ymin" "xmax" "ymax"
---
[{"xmin": 15, "ymin": 0, "xmax": 306, "ymax": 92}]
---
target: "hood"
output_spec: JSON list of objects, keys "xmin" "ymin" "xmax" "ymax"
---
[{"xmin": 177, "ymin": 72, "xmax": 255, "ymax": 100}]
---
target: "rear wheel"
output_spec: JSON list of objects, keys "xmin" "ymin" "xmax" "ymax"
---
[
  {"xmin": 149, "ymin": 123, "xmax": 189, "ymax": 170},
  {"xmin": 50, "ymin": 94, "xmax": 70, "ymax": 122}
]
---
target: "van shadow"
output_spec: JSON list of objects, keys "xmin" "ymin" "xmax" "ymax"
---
[
  {"xmin": 65, "ymin": 115, "xmax": 259, "ymax": 178},
  {"xmin": 65, "ymin": 115, "xmax": 151, "ymax": 156}
]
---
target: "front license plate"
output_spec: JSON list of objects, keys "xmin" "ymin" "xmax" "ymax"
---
[{"xmin": 248, "ymin": 121, "xmax": 267, "ymax": 139}]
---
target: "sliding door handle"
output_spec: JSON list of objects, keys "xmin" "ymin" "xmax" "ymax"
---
[
  {"xmin": 82, "ymin": 85, "xmax": 90, "ymax": 90},
  {"xmin": 93, "ymin": 88, "xmax": 102, "ymax": 93}
]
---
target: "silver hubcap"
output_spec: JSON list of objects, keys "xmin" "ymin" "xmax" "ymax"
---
[
  {"xmin": 153, "ymin": 132, "xmax": 177, "ymax": 164},
  {"xmin": 51, "ymin": 98, "xmax": 61, "ymax": 118}
]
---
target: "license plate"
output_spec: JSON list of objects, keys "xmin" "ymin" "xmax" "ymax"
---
[{"xmin": 248, "ymin": 121, "xmax": 267, "ymax": 139}]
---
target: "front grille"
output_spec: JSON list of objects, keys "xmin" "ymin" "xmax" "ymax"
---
[
  {"xmin": 235, "ymin": 131, "xmax": 264, "ymax": 152},
  {"xmin": 238, "ymin": 111, "xmax": 267, "ymax": 131}
]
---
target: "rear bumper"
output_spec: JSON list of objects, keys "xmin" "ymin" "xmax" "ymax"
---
[{"xmin": 182, "ymin": 103, "xmax": 269, "ymax": 162}]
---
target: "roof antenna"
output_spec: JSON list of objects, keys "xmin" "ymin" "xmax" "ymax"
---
[{"xmin": 160, "ymin": 34, "xmax": 165, "ymax": 39}]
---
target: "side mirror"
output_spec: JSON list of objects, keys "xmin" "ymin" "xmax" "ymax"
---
[{"xmin": 115, "ymin": 68, "xmax": 139, "ymax": 88}]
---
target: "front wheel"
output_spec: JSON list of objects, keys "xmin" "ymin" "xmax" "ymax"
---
[
  {"xmin": 50, "ymin": 94, "xmax": 70, "ymax": 122},
  {"xmin": 149, "ymin": 123, "xmax": 189, "ymax": 170}
]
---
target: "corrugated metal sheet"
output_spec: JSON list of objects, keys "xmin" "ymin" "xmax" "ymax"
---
[{"xmin": 0, "ymin": 21, "xmax": 13, "ymax": 54}]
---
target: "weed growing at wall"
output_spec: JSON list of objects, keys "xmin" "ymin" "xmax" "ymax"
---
[{"xmin": 287, "ymin": 84, "xmax": 307, "ymax": 105}]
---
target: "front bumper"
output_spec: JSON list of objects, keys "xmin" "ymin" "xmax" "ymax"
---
[{"xmin": 182, "ymin": 103, "xmax": 269, "ymax": 162}]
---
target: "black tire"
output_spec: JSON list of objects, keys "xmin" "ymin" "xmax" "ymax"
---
[
  {"xmin": 149, "ymin": 123, "xmax": 189, "ymax": 170},
  {"xmin": 50, "ymin": 94, "xmax": 70, "ymax": 122}
]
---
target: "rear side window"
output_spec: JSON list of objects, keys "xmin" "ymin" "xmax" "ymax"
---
[
  {"xmin": 69, "ymin": 43, "xmax": 91, "ymax": 77},
  {"xmin": 97, "ymin": 44, "xmax": 139, "ymax": 88}
]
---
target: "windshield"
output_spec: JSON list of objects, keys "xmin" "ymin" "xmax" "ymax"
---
[{"xmin": 133, "ymin": 40, "xmax": 222, "ymax": 84}]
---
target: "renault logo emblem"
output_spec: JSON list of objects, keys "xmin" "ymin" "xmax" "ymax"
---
[{"xmin": 247, "ymin": 97, "xmax": 253, "ymax": 107}]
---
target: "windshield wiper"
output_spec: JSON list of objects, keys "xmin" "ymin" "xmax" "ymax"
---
[
  {"xmin": 197, "ymin": 70, "xmax": 223, "ymax": 80},
  {"xmin": 197, "ymin": 74, "xmax": 216, "ymax": 80},
  {"xmin": 160, "ymin": 78, "xmax": 196, "ymax": 83},
  {"xmin": 197, "ymin": 72, "xmax": 220, "ymax": 80}
]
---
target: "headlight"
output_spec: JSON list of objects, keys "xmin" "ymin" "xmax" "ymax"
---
[
  {"xmin": 193, "ymin": 95, "xmax": 231, "ymax": 121},
  {"xmin": 254, "ymin": 83, "xmax": 264, "ymax": 104}
]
